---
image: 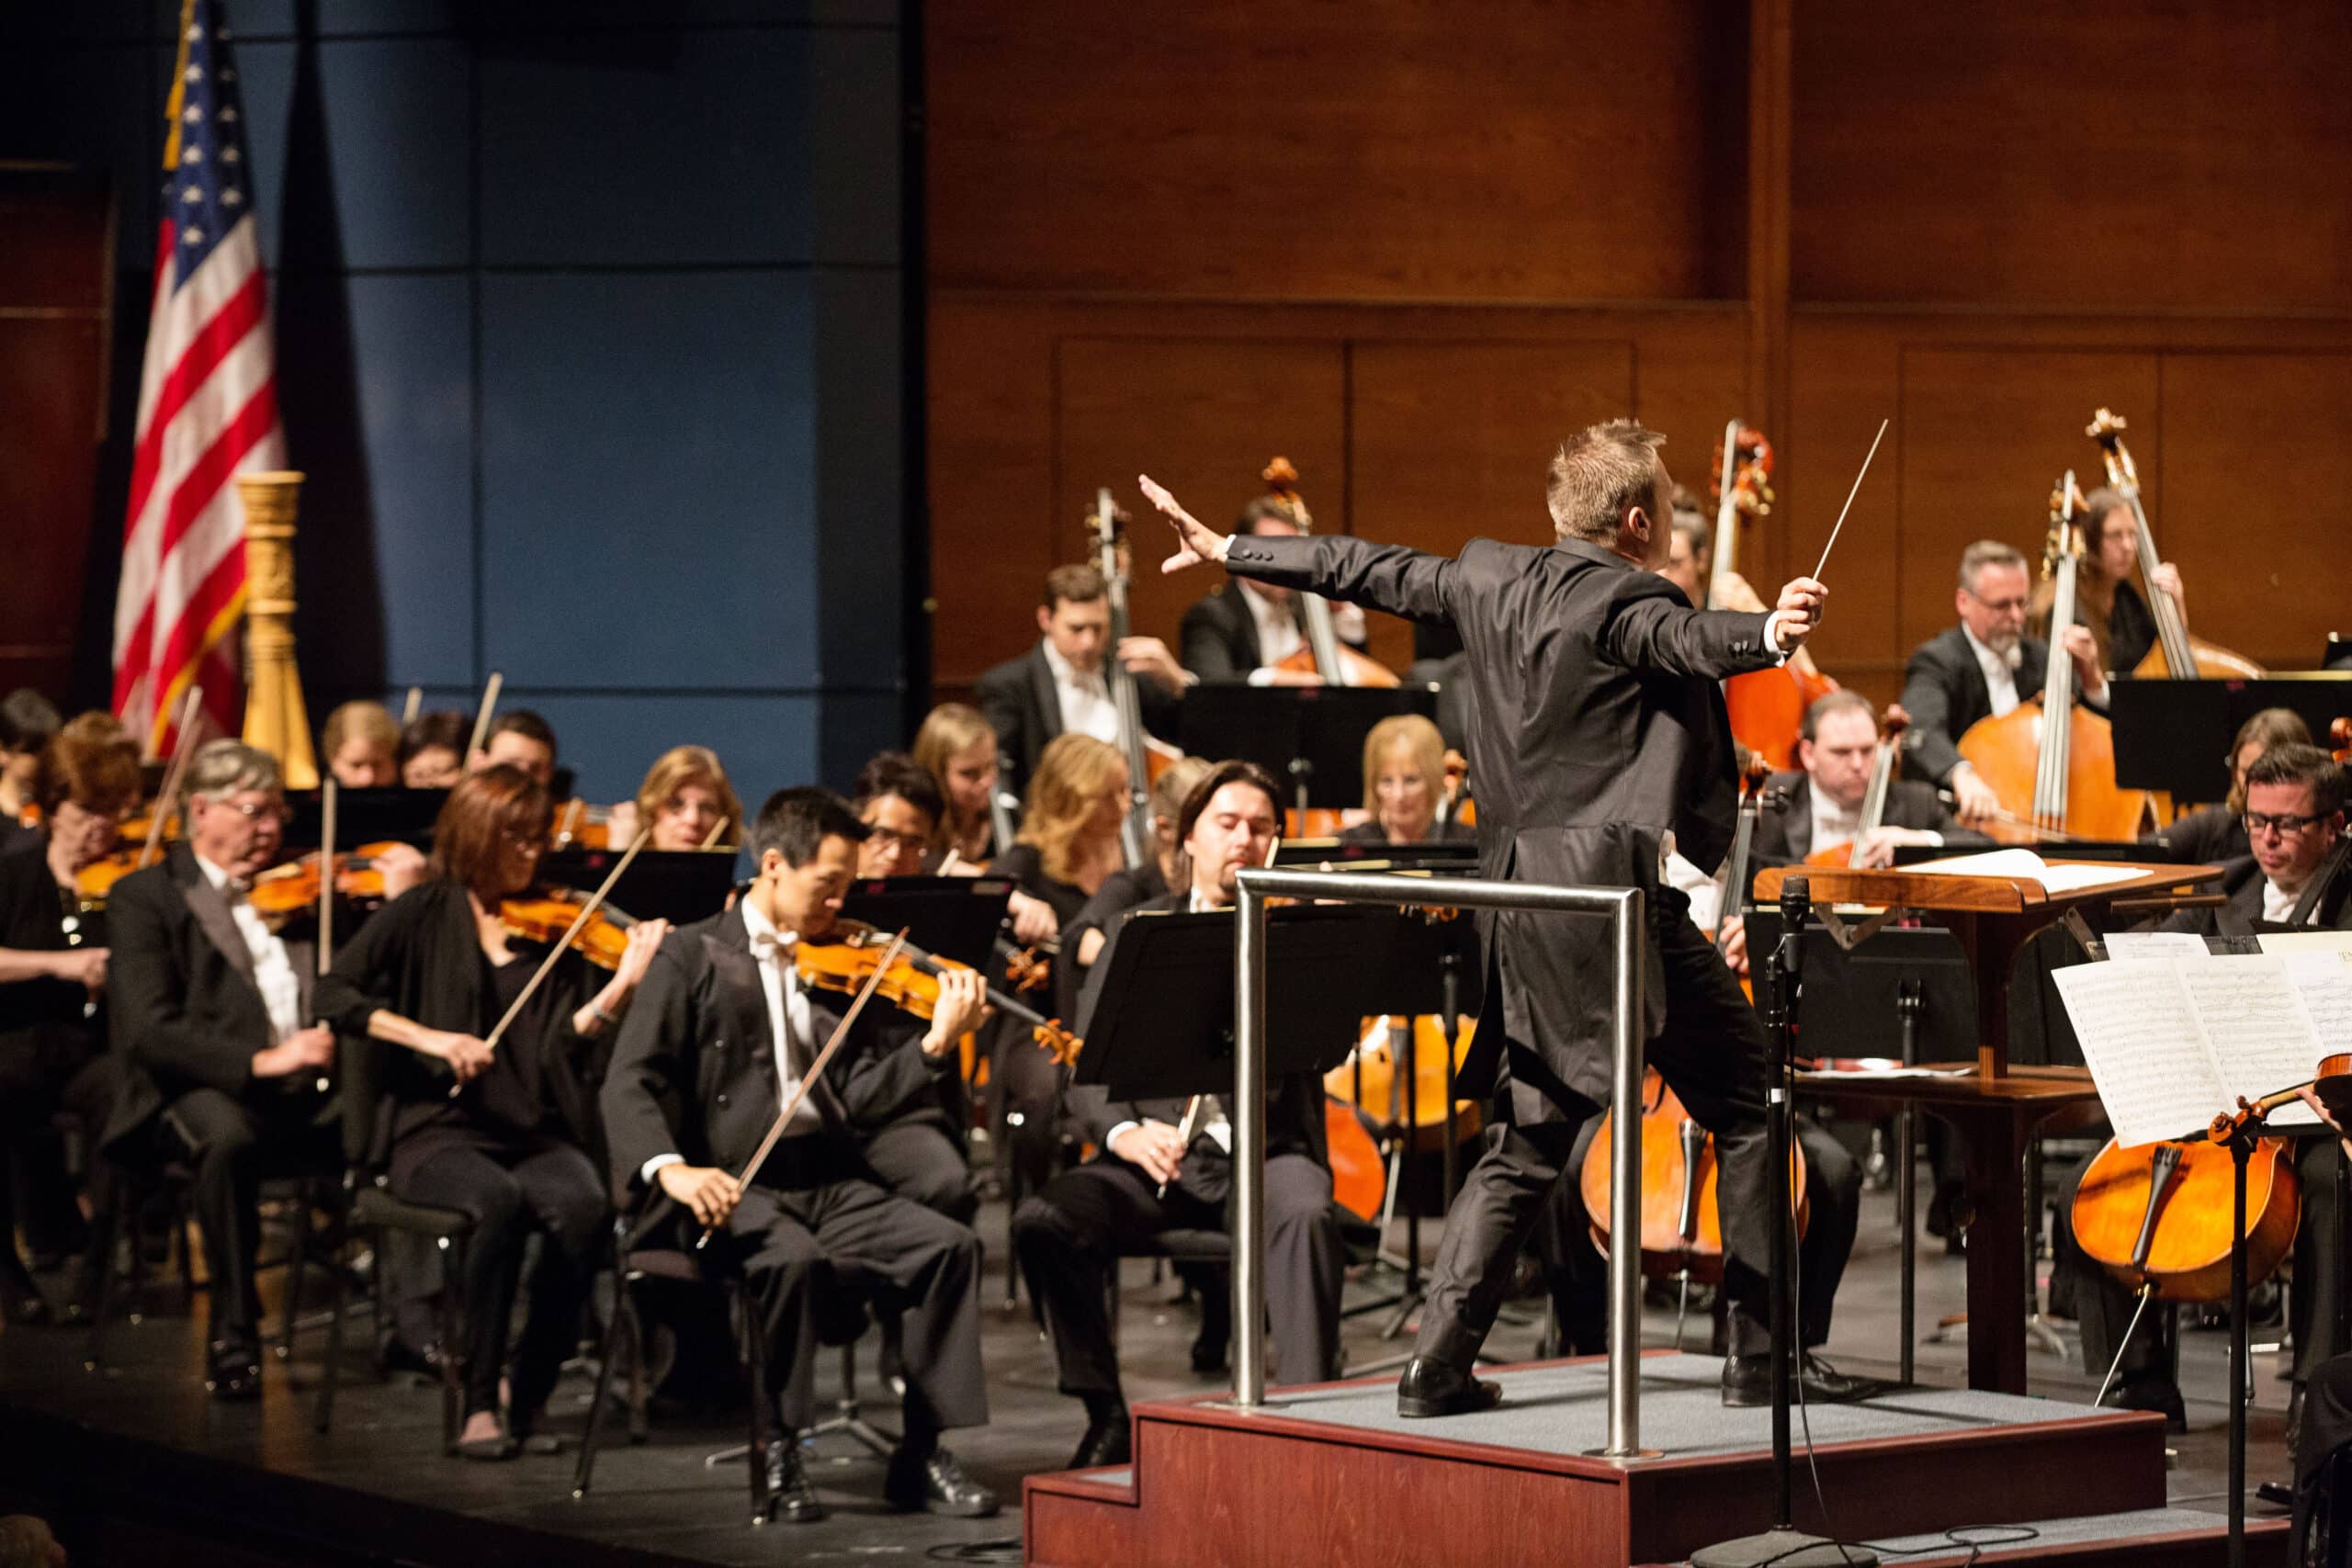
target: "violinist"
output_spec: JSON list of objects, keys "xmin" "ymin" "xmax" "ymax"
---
[
  {"xmin": 1901, "ymin": 541, "xmax": 2109, "ymax": 824},
  {"xmin": 2148, "ymin": 706, "xmax": 2307, "ymax": 868},
  {"xmin": 990, "ymin": 734, "xmax": 1130, "ymax": 1190},
  {"xmin": 102, "ymin": 742, "xmax": 342, "ymax": 1399},
  {"xmin": 974, "ymin": 563, "xmax": 1182, "ymax": 802},
  {"xmin": 605, "ymin": 744, "xmax": 742, "ymax": 853},
  {"xmin": 911, "ymin": 702, "xmax": 1001, "ymax": 867},
  {"xmin": 1179, "ymin": 493, "xmax": 1370, "ymax": 683},
  {"xmin": 0, "ymin": 689, "xmax": 62, "ymax": 852},
  {"xmin": 851, "ymin": 752, "xmax": 942, "ymax": 881},
  {"xmin": 0, "ymin": 716, "xmax": 138, "ymax": 1325},
  {"xmin": 1337, "ymin": 714, "xmax": 1475, "ymax": 847},
  {"xmin": 398, "ymin": 711, "xmax": 469, "ymax": 789},
  {"xmin": 315, "ymin": 765, "xmax": 669, "ymax": 1457},
  {"xmin": 2071, "ymin": 487, "xmax": 2185, "ymax": 677},
  {"xmin": 320, "ymin": 700, "xmax": 401, "ymax": 788},
  {"xmin": 1740, "ymin": 692, "xmax": 1981, "ymax": 873},
  {"xmin": 471, "ymin": 709, "xmax": 558, "ymax": 786},
  {"xmin": 1147, "ymin": 417, "xmax": 1832, "ymax": 1416},
  {"xmin": 600, "ymin": 788, "xmax": 995, "ymax": 1523},
  {"xmin": 1012, "ymin": 761, "xmax": 1346, "ymax": 1470}
]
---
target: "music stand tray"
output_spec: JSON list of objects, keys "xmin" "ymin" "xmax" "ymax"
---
[
  {"xmin": 284, "ymin": 786, "xmax": 447, "ymax": 852},
  {"xmin": 1180, "ymin": 684, "xmax": 1439, "ymax": 810},
  {"xmin": 538, "ymin": 847, "xmax": 739, "ymax": 928},
  {"xmin": 841, "ymin": 875, "xmax": 1014, "ymax": 972}
]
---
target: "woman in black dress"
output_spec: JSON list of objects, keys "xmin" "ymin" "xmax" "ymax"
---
[
  {"xmin": 318, "ymin": 765, "xmax": 669, "ymax": 1458},
  {"xmin": 0, "ymin": 714, "xmax": 138, "ymax": 1322},
  {"xmin": 1337, "ymin": 714, "xmax": 1475, "ymax": 849}
]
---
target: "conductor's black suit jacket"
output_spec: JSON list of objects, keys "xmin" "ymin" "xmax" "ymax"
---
[{"xmin": 1221, "ymin": 531, "xmax": 1782, "ymax": 1109}]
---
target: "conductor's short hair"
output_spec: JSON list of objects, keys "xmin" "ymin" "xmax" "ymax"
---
[{"xmin": 1545, "ymin": 420, "xmax": 1668, "ymax": 546}]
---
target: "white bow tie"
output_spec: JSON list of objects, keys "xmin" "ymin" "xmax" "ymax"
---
[{"xmin": 748, "ymin": 930, "xmax": 797, "ymax": 964}]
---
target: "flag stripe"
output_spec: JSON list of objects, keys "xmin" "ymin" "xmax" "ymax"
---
[{"xmin": 122, "ymin": 265, "xmax": 267, "ymax": 536}]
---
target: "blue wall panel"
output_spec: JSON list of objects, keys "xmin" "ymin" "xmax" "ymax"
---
[{"xmin": 478, "ymin": 269, "xmax": 820, "ymax": 692}]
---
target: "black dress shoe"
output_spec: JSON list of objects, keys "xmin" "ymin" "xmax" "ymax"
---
[
  {"xmin": 2101, "ymin": 1376, "xmax": 2188, "ymax": 1434},
  {"xmin": 763, "ymin": 1436, "xmax": 825, "ymax": 1524},
  {"xmin": 206, "ymin": 1340, "xmax": 262, "ymax": 1402},
  {"xmin": 1069, "ymin": 1411, "xmax": 1132, "ymax": 1470},
  {"xmin": 375, "ymin": 1334, "xmax": 445, "ymax": 1381},
  {"xmin": 885, "ymin": 1445, "xmax": 999, "ymax": 1517},
  {"xmin": 1721, "ymin": 1350, "xmax": 1874, "ymax": 1407},
  {"xmin": 1396, "ymin": 1356, "xmax": 1502, "ymax": 1418},
  {"xmin": 1189, "ymin": 1338, "xmax": 1228, "ymax": 1376}
]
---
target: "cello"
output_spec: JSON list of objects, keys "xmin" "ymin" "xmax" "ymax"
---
[
  {"xmin": 1261, "ymin": 457, "xmax": 1399, "ymax": 692},
  {"xmin": 1709, "ymin": 424, "xmax": 1839, "ymax": 770},
  {"xmin": 1956, "ymin": 478, "xmax": 2152, "ymax": 844},
  {"xmin": 1805, "ymin": 705, "xmax": 1909, "ymax": 869}
]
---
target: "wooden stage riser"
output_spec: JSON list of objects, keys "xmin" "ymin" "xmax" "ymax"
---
[{"xmin": 1023, "ymin": 1407, "xmax": 2168, "ymax": 1568}]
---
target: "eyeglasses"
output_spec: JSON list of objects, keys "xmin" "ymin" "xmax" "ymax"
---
[
  {"xmin": 2244, "ymin": 810, "xmax": 2327, "ymax": 837},
  {"xmin": 218, "ymin": 799, "xmax": 289, "ymax": 824},
  {"xmin": 868, "ymin": 828, "xmax": 930, "ymax": 853}
]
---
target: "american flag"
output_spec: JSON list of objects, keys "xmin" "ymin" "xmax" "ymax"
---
[{"xmin": 112, "ymin": 0, "xmax": 283, "ymax": 757}]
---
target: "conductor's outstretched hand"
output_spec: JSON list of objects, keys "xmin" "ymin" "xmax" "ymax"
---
[
  {"xmin": 1772, "ymin": 576, "xmax": 1827, "ymax": 652},
  {"xmin": 1139, "ymin": 474, "xmax": 1229, "ymax": 574}
]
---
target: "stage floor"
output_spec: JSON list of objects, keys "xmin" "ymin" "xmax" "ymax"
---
[{"xmin": 0, "ymin": 1170, "xmax": 2307, "ymax": 1566}]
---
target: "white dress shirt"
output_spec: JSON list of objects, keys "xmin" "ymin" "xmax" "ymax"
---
[
  {"xmin": 1961, "ymin": 625, "xmax": 2023, "ymax": 719},
  {"xmin": 1807, "ymin": 781, "xmax": 1863, "ymax": 856},
  {"xmin": 1040, "ymin": 638, "xmax": 1121, "ymax": 744},
  {"xmin": 2263, "ymin": 876, "xmax": 2302, "ymax": 925},
  {"xmin": 195, "ymin": 852, "xmax": 301, "ymax": 1044},
  {"xmin": 1240, "ymin": 581, "xmax": 1306, "ymax": 681},
  {"xmin": 1103, "ymin": 886, "xmax": 1233, "ymax": 1159},
  {"xmin": 639, "ymin": 897, "xmax": 820, "ymax": 1188}
]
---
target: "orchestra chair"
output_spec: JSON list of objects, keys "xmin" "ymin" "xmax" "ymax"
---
[
  {"xmin": 311, "ymin": 1040, "xmax": 470, "ymax": 1450},
  {"xmin": 571, "ymin": 1204, "xmax": 891, "ymax": 1526}
]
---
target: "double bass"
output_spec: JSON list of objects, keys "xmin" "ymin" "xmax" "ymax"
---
[
  {"xmin": 1956, "ymin": 478, "xmax": 2152, "ymax": 844},
  {"xmin": 1261, "ymin": 457, "xmax": 1398, "ymax": 692},
  {"xmin": 2086, "ymin": 410, "xmax": 2260, "ymax": 684},
  {"xmin": 1709, "ymin": 424, "xmax": 1839, "ymax": 770},
  {"xmin": 1087, "ymin": 488, "xmax": 1179, "ymax": 868}
]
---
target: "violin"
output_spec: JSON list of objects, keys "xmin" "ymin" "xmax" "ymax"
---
[
  {"xmin": 246, "ymin": 841, "xmax": 410, "ymax": 918},
  {"xmin": 1709, "ymin": 425, "xmax": 1839, "ymax": 771},
  {"xmin": 73, "ymin": 851, "xmax": 141, "ymax": 910},
  {"xmin": 1956, "ymin": 477, "xmax": 2152, "ymax": 843},
  {"xmin": 498, "ymin": 891, "xmax": 639, "ymax": 971},
  {"xmin": 1805, "ymin": 705, "xmax": 1909, "ymax": 869},
  {"xmin": 1262, "ymin": 457, "xmax": 1401, "ymax": 692},
  {"xmin": 797, "ymin": 918, "xmax": 1080, "ymax": 1066},
  {"xmin": 550, "ymin": 797, "xmax": 614, "ymax": 852}
]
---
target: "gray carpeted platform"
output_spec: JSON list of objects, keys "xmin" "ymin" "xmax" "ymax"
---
[
  {"xmin": 1238, "ymin": 1353, "xmax": 2132, "ymax": 1461},
  {"xmin": 1860, "ymin": 1507, "xmax": 2258, "ymax": 1558}
]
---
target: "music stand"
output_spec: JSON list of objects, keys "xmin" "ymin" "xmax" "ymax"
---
[
  {"xmin": 1075, "ymin": 905, "xmax": 1385, "ymax": 1098},
  {"xmin": 2109, "ymin": 674, "xmax": 2352, "ymax": 801},
  {"xmin": 1180, "ymin": 683, "xmax": 1440, "ymax": 818},
  {"xmin": 1272, "ymin": 839, "xmax": 1478, "ymax": 870},
  {"xmin": 283, "ymin": 786, "xmax": 447, "ymax": 852},
  {"xmin": 841, "ymin": 875, "xmax": 1014, "ymax": 972},
  {"xmin": 537, "ymin": 846, "xmax": 738, "ymax": 927}
]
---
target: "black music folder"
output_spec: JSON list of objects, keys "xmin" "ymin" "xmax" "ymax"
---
[{"xmin": 840, "ymin": 874, "xmax": 1016, "ymax": 972}]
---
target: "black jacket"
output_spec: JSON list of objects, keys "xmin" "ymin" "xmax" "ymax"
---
[
  {"xmin": 105, "ymin": 844, "xmax": 318, "ymax": 1154},
  {"xmin": 599, "ymin": 905, "xmax": 948, "ymax": 1203},
  {"xmin": 1747, "ymin": 773, "xmax": 1984, "ymax": 865},
  {"xmin": 1898, "ymin": 626, "xmax": 2052, "ymax": 786},
  {"xmin": 0, "ymin": 836, "xmax": 104, "ymax": 1082},
  {"xmin": 2099, "ymin": 579, "xmax": 2157, "ymax": 676},
  {"xmin": 1067, "ymin": 892, "xmax": 1327, "ymax": 1196},
  {"xmin": 1181, "ymin": 581, "xmax": 1301, "ymax": 682},
  {"xmin": 973, "ymin": 644, "xmax": 1182, "ymax": 802},
  {"xmin": 2158, "ymin": 854, "xmax": 2352, "ymax": 939},
  {"xmin": 1227, "ymin": 527, "xmax": 1784, "ymax": 1107},
  {"xmin": 2149, "ymin": 803, "xmax": 2248, "ymax": 868}
]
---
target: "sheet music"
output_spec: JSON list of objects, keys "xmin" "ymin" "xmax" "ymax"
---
[
  {"xmin": 2283, "ymin": 950, "xmax": 2352, "ymax": 1049},
  {"xmin": 2051, "ymin": 961, "xmax": 2230, "ymax": 1147},
  {"xmin": 2105, "ymin": 930, "xmax": 2211, "ymax": 962},
  {"xmin": 1905, "ymin": 848, "xmax": 2143, "ymax": 894},
  {"xmin": 2174, "ymin": 957, "xmax": 2322, "ymax": 1129},
  {"xmin": 2258, "ymin": 931, "xmax": 2352, "ymax": 957}
]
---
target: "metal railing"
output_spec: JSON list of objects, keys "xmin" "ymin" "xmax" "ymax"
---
[{"xmin": 1229, "ymin": 866, "xmax": 1649, "ymax": 1457}]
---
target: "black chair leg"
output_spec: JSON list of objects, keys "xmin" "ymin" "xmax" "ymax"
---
[
  {"xmin": 741, "ymin": 1287, "xmax": 775, "ymax": 1526},
  {"xmin": 173, "ymin": 1191, "xmax": 195, "ymax": 1312},
  {"xmin": 316, "ymin": 1214, "xmax": 349, "ymax": 1435},
  {"xmin": 571, "ymin": 1270, "xmax": 631, "ymax": 1499},
  {"xmin": 278, "ymin": 1197, "xmax": 308, "ymax": 1364},
  {"xmin": 82, "ymin": 1169, "xmax": 125, "ymax": 1372},
  {"xmin": 436, "ymin": 1235, "xmax": 465, "ymax": 1453}
]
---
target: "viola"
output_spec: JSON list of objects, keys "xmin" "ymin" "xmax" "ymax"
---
[
  {"xmin": 797, "ymin": 918, "xmax": 1080, "ymax": 1066},
  {"xmin": 1709, "ymin": 424, "xmax": 1839, "ymax": 770},
  {"xmin": 2071, "ymin": 1135, "xmax": 2298, "ymax": 1304},
  {"xmin": 1956, "ymin": 477, "xmax": 2152, "ymax": 843},
  {"xmin": 246, "ymin": 840, "xmax": 409, "ymax": 917},
  {"xmin": 1324, "ymin": 1013, "xmax": 1481, "ymax": 1151},
  {"xmin": 498, "ymin": 892, "xmax": 639, "ymax": 971}
]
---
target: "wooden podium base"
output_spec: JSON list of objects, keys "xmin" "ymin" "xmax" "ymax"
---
[{"xmin": 1023, "ymin": 1353, "xmax": 2280, "ymax": 1568}]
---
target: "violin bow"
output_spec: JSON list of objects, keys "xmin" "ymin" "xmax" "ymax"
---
[
  {"xmin": 464, "ymin": 671, "xmax": 503, "ymax": 765},
  {"xmin": 698, "ymin": 813, "xmax": 730, "ymax": 851},
  {"xmin": 312, "ymin": 778, "xmax": 337, "ymax": 1094},
  {"xmin": 1811, "ymin": 417, "xmax": 1890, "ymax": 582},
  {"xmin": 448, "ymin": 827, "xmax": 650, "ymax": 1098},
  {"xmin": 141, "ymin": 685, "xmax": 207, "ymax": 869},
  {"xmin": 695, "ymin": 926, "xmax": 910, "ymax": 1250},
  {"xmin": 401, "ymin": 685, "xmax": 423, "ymax": 726}
]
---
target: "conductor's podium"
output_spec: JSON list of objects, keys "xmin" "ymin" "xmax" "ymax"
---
[{"xmin": 1023, "ymin": 1353, "xmax": 2280, "ymax": 1566}]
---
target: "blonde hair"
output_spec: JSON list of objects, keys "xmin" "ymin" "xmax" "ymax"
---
[
  {"xmin": 1360, "ymin": 714, "xmax": 1445, "ymax": 815},
  {"xmin": 1545, "ymin": 420, "xmax": 1666, "ymax": 544},
  {"xmin": 1017, "ymin": 733, "xmax": 1125, "ymax": 885},
  {"xmin": 635, "ymin": 745, "xmax": 743, "ymax": 849},
  {"xmin": 321, "ymin": 699, "xmax": 399, "ymax": 761},
  {"xmin": 913, "ymin": 703, "xmax": 996, "ymax": 791}
]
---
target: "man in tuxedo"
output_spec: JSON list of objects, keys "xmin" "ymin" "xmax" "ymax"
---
[
  {"xmin": 1746, "ymin": 691, "xmax": 1981, "ymax": 870},
  {"xmin": 1144, "ymin": 417, "xmax": 1839, "ymax": 1414},
  {"xmin": 1012, "ymin": 761, "xmax": 1344, "ymax": 1469},
  {"xmin": 1899, "ymin": 540, "xmax": 2109, "ymax": 823},
  {"xmin": 973, "ymin": 563, "xmax": 1185, "ymax": 801},
  {"xmin": 1180, "ymin": 496, "xmax": 1372, "ymax": 682},
  {"xmin": 105, "ymin": 742, "xmax": 345, "ymax": 1399},
  {"xmin": 601, "ymin": 788, "xmax": 997, "ymax": 1523}
]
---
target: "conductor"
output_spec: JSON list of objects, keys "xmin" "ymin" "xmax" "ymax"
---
[{"xmin": 1143, "ymin": 418, "xmax": 1838, "ymax": 1415}]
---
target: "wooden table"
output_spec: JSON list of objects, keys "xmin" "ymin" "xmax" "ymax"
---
[{"xmin": 1756, "ymin": 859, "xmax": 2223, "ymax": 1393}]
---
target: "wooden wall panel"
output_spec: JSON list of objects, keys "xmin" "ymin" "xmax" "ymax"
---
[
  {"xmin": 2157, "ymin": 353, "xmax": 2352, "ymax": 670},
  {"xmin": 926, "ymin": 0, "xmax": 1747, "ymax": 302},
  {"xmin": 1053, "ymin": 336, "xmax": 1348, "ymax": 663},
  {"xmin": 1348, "ymin": 340, "xmax": 1634, "ymax": 671},
  {"xmin": 1792, "ymin": 0, "xmax": 2352, "ymax": 309}
]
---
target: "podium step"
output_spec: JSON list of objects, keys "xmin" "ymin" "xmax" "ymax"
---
[{"xmin": 1645, "ymin": 1507, "xmax": 2288, "ymax": 1567}]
